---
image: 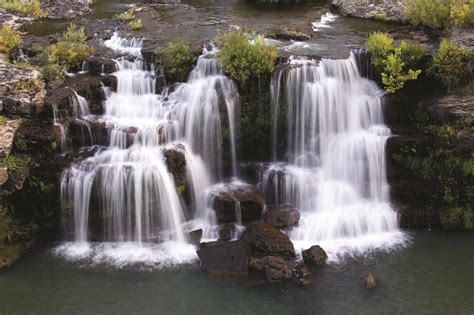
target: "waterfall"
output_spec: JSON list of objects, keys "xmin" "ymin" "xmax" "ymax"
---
[
  {"xmin": 266, "ymin": 54, "xmax": 405, "ymax": 259},
  {"xmin": 57, "ymin": 34, "xmax": 240, "ymax": 268}
]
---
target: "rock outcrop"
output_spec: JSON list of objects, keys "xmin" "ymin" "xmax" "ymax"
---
[
  {"xmin": 209, "ymin": 182, "xmax": 265, "ymax": 224},
  {"xmin": 302, "ymin": 245, "xmax": 328, "ymax": 266},
  {"xmin": 242, "ymin": 221, "xmax": 295, "ymax": 259},
  {"xmin": 332, "ymin": 0, "xmax": 406, "ymax": 22},
  {"xmin": 40, "ymin": 0, "xmax": 93, "ymax": 19}
]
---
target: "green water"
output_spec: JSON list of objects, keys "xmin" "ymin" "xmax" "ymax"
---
[{"xmin": 1, "ymin": 231, "xmax": 473, "ymax": 314}]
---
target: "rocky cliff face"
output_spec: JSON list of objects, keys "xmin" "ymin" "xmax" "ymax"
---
[
  {"xmin": 385, "ymin": 82, "xmax": 473, "ymax": 230},
  {"xmin": 0, "ymin": 55, "xmax": 63, "ymax": 269}
]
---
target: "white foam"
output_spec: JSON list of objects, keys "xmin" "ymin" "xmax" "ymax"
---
[{"xmin": 312, "ymin": 12, "xmax": 337, "ymax": 32}]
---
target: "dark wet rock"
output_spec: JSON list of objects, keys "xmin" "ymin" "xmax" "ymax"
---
[
  {"xmin": 0, "ymin": 167, "xmax": 29, "ymax": 197},
  {"xmin": 101, "ymin": 75, "xmax": 118, "ymax": 91},
  {"xmin": 293, "ymin": 262, "xmax": 312, "ymax": 279},
  {"xmin": 85, "ymin": 56, "xmax": 117, "ymax": 75},
  {"xmin": 261, "ymin": 255, "xmax": 293, "ymax": 283},
  {"xmin": 264, "ymin": 204, "xmax": 300, "ymax": 228},
  {"xmin": 242, "ymin": 221, "xmax": 295, "ymax": 259},
  {"xmin": 210, "ymin": 182, "xmax": 265, "ymax": 224},
  {"xmin": 189, "ymin": 229, "xmax": 203, "ymax": 245},
  {"xmin": 364, "ymin": 272, "xmax": 377, "ymax": 289},
  {"xmin": 266, "ymin": 28, "xmax": 310, "ymax": 41},
  {"xmin": 302, "ymin": 245, "xmax": 328, "ymax": 266},
  {"xmin": 332, "ymin": 0, "xmax": 406, "ymax": 22},
  {"xmin": 197, "ymin": 240, "xmax": 249, "ymax": 276},
  {"xmin": 249, "ymin": 256, "xmax": 264, "ymax": 271},
  {"xmin": 162, "ymin": 144, "xmax": 188, "ymax": 188},
  {"xmin": 218, "ymin": 223, "xmax": 236, "ymax": 241}
]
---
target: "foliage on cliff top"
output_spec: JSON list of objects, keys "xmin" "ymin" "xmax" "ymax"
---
[
  {"xmin": 429, "ymin": 39, "xmax": 473, "ymax": 92},
  {"xmin": 405, "ymin": 0, "xmax": 474, "ymax": 29},
  {"xmin": 116, "ymin": 5, "xmax": 143, "ymax": 31},
  {"xmin": 38, "ymin": 24, "xmax": 93, "ymax": 81},
  {"xmin": 154, "ymin": 41, "xmax": 195, "ymax": 82},
  {"xmin": 0, "ymin": 25, "xmax": 22, "ymax": 57},
  {"xmin": 216, "ymin": 29, "xmax": 277, "ymax": 83},
  {"xmin": 0, "ymin": 0, "xmax": 44, "ymax": 18},
  {"xmin": 366, "ymin": 32, "xmax": 424, "ymax": 93}
]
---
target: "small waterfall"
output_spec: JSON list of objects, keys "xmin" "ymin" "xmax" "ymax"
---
[
  {"xmin": 267, "ymin": 54, "xmax": 405, "ymax": 259},
  {"xmin": 58, "ymin": 33, "xmax": 240, "ymax": 268},
  {"xmin": 312, "ymin": 12, "xmax": 337, "ymax": 32}
]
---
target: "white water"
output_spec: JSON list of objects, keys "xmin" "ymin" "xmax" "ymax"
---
[
  {"xmin": 58, "ymin": 34, "xmax": 240, "ymax": 268},
  {"xmin": 312, "ymin": 12, "xmax": 337, "ymax": 32},
  {"xmin": 267, "ymin": 54, "xmax": 405, "ymax": 260}
]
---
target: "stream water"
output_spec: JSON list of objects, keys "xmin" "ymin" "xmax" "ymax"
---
[{"xmin": 1, "ymin": 232, "xmax": 473, "ymax": 314}]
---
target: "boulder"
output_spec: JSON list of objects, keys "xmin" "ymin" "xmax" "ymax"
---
[
  {"xmin": 197, "ymin": 240, "xmax": 249, "ymax": 276},
  {"xmin": 242, "ymin": 221, "xmax": 295, "ymax": 259},
  {"xmin": 266, "ymin": 28, "xmax": 311, "ymax": 41},
  {"xmin": 364, "ymin": 272, "xmax": 377, "ymax": 290},
  {"xmin": 85, "ymin": 56, "xmax": 117, "ymax": 75},
  {"xmin": 261, "ymin": 256, "xmax": 293, "ymax": 283},
  {"xmin": 210, "ymin": 182, "xmax": 265, "ymax": 224},
  {"xmin": 188, "ymin": 229, "xmax": 202, "ymax": 245},
  {"xmin": 264, "ymin": 204, "xmax": 300, "ymax": 228},
  {"xmin": 162, "ymin": 144, "xmax": 188, "ymax": 188},
  {"xmin": 302, "ymin": 245, "xmax": 328, "ymax": 266},
  {"xmin": 332, "ymin": 0, "xmax": 406, "ymax": 22}
]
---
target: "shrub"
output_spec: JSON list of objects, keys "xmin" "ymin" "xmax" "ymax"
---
[
  {"xmin": 116, "ymin": 5, "xmax": 136, "ymax": 22},
  {"xmin": 0, "ymin": 155, "xmax": 30, "ymax": 171},
  {"xmin": 366, "ymin": 32, "xmax": 423, "ymax": 93},
  {"xmin": 13, "ymin": 79, "xmax": 44, "ymax": 94},
  {"xmin": 440, "ymin": 207, "xmax": 464, "ymax": 229},
  {"xmin": 216, "ymin": 29, "xmax": 277, "ymax": 83},
  {"xmin": 429, "ymin": 39, "xmax": 473, "ymax": 92},
  {"xmin": 366, "ymin": 32, "xmax": 393, "ymax": 68},
  {"xmin": 381, "ymin": 50, "xmax": 421, "ymax": 93},
  {"xmin": 405, "ymin": 0, "xmax": 473, "ymax": 29},
  {"xmin": 399, "ymin": 40, "xmax": 426, "ymax": 68},
  {"xmin": 154, "ymin": 41, "xmax": 194, "ymax": 82},
  {"xmin": 0, "ymin": 25, "xmax": 22, "ymax": 57},
  {"xmin": 0, "ymin": 116, "xmax": 7, "ymax": 125},
  {"xmin": 0, "ymin": 0, "xmax": 44, "ymax": 18},
  {"xmin": 129, "ymin": 19, "xmax": 143, "ymax": 30},
  {"xmin": 39, "ymin": 24, "xmax": 93, "ymax": 81}
]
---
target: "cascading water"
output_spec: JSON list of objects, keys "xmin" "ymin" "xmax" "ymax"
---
[
  {"xmin": 57, "ymin": 33, "xmax": 239, "ymax": 268},
  {"xmin": 266, "ymin": 54, "xmax": 405, "ymax": 260}
]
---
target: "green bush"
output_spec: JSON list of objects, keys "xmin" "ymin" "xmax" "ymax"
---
[
  {"xmin": 39, "ymin": 24, "xmax": 93, "ymax": 81},
  {"xmin": 0, "ymin": 155, "xmax": 30, "ymax": 171},
  {"xmin": 429, "ymin": 39, "xmax": 473, "ymax": 92},
  {"xmin": 366, "ymin": 32, "xmax": 393, "ymax": 68},
  {"xmin": 13, "ymin": 79, "xmax": 44, "ymax": 94},
  {"xmin": 116, "ymin": 5, "xmax": 136, "ymax": 22},
  {"xmin": 129, "ymin": 19, "xmax": 143, "ymax": 30},
  {"xmin": 154, "ymin": 41, "xmax": 194, "ymax": 82},
  {"xmin": 0, "ymin": 25, "xmax": 22, "ymax": 57},
  {"xmin": 366, "ymin": 32, "xmax": 423, "ymax": 93},
  {"xmin": 381, "ymin": 51, "xmax": 421, "ymax": 93},
  {"xmin": 0, "ymin": 0, "xmax": 44, "ymax": 18},
  {"xmin": 405, "ymin": 0, "xmax": 473, "ymax": 29},
  {"xmin": 216, "ymin": 29, "xmax": 277, "ymax": 83}
]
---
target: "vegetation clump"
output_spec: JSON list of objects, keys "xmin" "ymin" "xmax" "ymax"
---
[
  {"xmin": 0, "ymin": 0, "xmax": 44, "ymax": 18},
  {"xmin": 405, "ymin": 0, "xmax": 474, "ymax": 29},
  {"xmin": 216, "ymin": 29, "xmax": 277, "ymax": 83},
  {"xmin": 116, "ymin": 5, "xmax": 143, "ymax": 31},
  {"xmin": 0, "ymin": 155, "xmax": 30, "ymax": 171},
  {"xmin": 38, "ymin": 24, "xmax": 93, "ymax": 82},
  {"xmin": 154, "ymin": 41, "xmax": 194, "ymax": 82},
  {"xmin": 429, "ymin": 39, "xmax": 473, "ymax": 92},
  {"xmin": 366, "ymin": 32, "xmax": 424, "ymax": 93},
  {"xmin": 0, "ymin": 25, "xmax": 22, "ymax": 58},
  {"xmin": 13, "ymin": 79, "xmax": 44, "ymax": 94}
]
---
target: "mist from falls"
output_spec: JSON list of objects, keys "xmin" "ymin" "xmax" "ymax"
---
[
  {"xmin": 56, "ymin": 33, "xmax": 239, "ymax": 267},
  {"xmin": 265, "ymin": 54, "xmax": 405, "ymax": 259}
]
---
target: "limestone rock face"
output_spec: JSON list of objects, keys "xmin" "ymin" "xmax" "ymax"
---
[
  {"xmin": 0, "ymin": 119, "xmax": 21, "ymax": 158},
  {"xmin": 332, "ymin": 0, "xmax": 406, "ymax": 22},
  {"xmin": 0, "ymin": 57, "xmax": 46, "ymax": 117}
]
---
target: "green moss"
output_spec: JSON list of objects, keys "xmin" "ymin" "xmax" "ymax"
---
[
  {"xmin": 216, "ymin": 29, "xmax": 277, "ymax": 83},
  {"xmin": 0, "ymin": 155, "xmax": 30, "ymax": 171},
  {"xmin": 0, "ymin": 116, "xmax": 7, "ymax": 125},
  {"xmin": 177, "ymin": 184, "xmax": 186, "ymax": 196},
  {"xmin": 154, "ymin": 41, "xmax": 195, "ymax": 82}
]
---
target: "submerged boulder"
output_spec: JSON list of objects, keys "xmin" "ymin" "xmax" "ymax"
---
[
  {"xmin": 264, "ymin": 204, "xmax": 300, "ymax": 228},
  {"xmin": 242, "ymin": 221, "xmax": 295, "ymax": 259},
  {"xmin": 302, "ymin": 245, "xmax": 328, "ymax": 266},
  {"xmin": 197, "ymin": 240, "xmax": 249, "ymax": 276},
  {"xmin": 209, "ymin": 182, "xmax": 265, "ymax": 224},
  {"xmin": 261, "ymin": 256, "xmax": 293, "ymax": 283},
  {"xmin": 364, "ymin": 272, "xmax": 377, "ymax": 290}
]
